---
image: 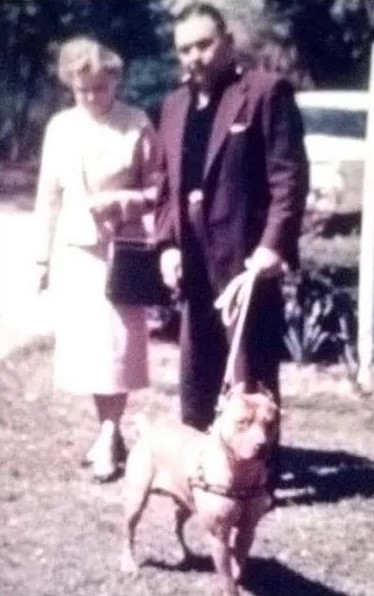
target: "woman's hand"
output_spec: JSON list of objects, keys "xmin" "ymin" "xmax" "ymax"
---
[
  {"xmin": 88, "ymin": 193, "xmax": 121, "ymax": 224},
  {"xmin": 89, "ymin": 189, "xmax": 152, "ymax": 224}
]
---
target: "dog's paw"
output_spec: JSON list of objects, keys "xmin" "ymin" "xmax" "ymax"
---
[{"xmin": 120, "ymin": 552, "xmax": 139, "ymax": 576}]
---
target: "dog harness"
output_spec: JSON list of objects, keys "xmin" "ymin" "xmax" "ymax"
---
[
  {"xmin": 188, "ymin": 462, "xmax": 267, "ymax": 501},
  {"xmin": 188, "ymin": 428, "xmax": 268, "ymax": 501}
]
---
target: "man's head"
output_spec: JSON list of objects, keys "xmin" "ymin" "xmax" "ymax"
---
[{"xmin": 174, "ymin": 2, "xmax": 233, "ymax": 91}]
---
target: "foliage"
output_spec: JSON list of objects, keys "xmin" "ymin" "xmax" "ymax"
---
[
  {"xmin": 170, "ymin": 1, "xmax": 312, "ymax": 88},
  {"xmin": 267, "ymin": 0, "xmax": 372, "ymax": 88},
  {"xmin": 122, "ymin": 53, "xmax": 178, "ymax": 123},
  {"xmin": 151, "ymin": 268, "xmax": 358, "ymax": 366},
  {"xmin": 0, "ymin": 0, "xmax": 170, "ymax": 160},
  {"xmin": 282, "ymin": 269, "xmax": 357, "ymax": 370},
  {"xmin": 218, "ymin": 0, "xmax": 372, "ymax": 89},
  {"xmin": 171, "ymin": 1, "xmax": 373, "ymax": 90},
  {"xmin": 1, "ymin": 0, "xmax": 374, "ymax": 160}
]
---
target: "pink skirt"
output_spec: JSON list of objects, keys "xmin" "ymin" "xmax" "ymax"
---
[{"xmin": 50, "ymin": 243, "xmax": 149, "ymax": 395}]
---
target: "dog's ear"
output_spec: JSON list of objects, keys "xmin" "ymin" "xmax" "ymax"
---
[
  {"xmin": 257, "ymin": 382, "xmax": 277, "ymax": 403},
  {"xmin": 215, "ymin": 391, "xmax": 230, "ymax": 414},
  {"xmin": 216, "ymin": 382, "xmax": 245, "ymax": 412},
  {"xmin": 228, "ymin": 382, "xmax": 246, "ymax": 397}
]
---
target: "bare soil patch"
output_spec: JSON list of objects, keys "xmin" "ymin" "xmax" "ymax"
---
[{"xmin": 0, "ymin": 338, "xmax": 373, "ymax": 596}]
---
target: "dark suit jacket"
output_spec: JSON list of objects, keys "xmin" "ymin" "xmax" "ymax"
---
[{"xmin": 155, "ymin": 68, "xmax": 309, "ymax": 296}]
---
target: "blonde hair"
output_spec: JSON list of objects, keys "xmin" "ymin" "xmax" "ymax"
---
[{"xmin": 58, "ymin": 36, "xmax": 123, "ymax": 86}]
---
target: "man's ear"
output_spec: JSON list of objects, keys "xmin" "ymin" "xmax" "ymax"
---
[{"xmin": 216, "ymin": 382, "xmax": 241, "ymax": 414}]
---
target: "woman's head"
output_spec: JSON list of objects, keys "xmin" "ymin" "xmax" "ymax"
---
[{"xmin": 58, "ymin": 37, "xmax": 123, "ymax": 118}]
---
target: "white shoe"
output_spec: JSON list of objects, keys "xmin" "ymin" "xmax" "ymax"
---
[{"xmin": 92, "ymin": 421, "xmax": 117, "ymax": 482}]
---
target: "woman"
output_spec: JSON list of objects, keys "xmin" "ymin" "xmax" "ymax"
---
[{"xmin": 34, "ymin": 36, "xmax": 157, "ymax": 481}]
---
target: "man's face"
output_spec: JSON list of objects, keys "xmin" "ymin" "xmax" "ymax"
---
[{"xmin": 174, "ymin": 14, "xmax": 232, "ymax": 90}]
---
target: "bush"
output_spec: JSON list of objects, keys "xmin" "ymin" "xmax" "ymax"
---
[{"xmin": 282, "ymin": 269, "xmax": 357, "ymax": 370}]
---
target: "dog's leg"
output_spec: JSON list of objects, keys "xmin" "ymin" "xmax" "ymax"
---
[
  {"xmin": 175, "ymin": 505, "xmax": 193, "ymax": 563},
  {"xmin": 207, "ymin": 528, "xmax": 240, "ymax": 596},
  {"xmin": 121, "ymin": 445, "xmax": 153, "ymax": 575},
  {"xmin": 230, "ymin": 525, "xmax": 255, "ymax": 582},
  {"xmin": 231, "ymin": 499, "xmax": 268, "ymax": 581}
]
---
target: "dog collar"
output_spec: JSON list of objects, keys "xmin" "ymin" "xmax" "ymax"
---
[{"xmin": 188, "ymin": 463, "xmax": 267, "ymax": 501}]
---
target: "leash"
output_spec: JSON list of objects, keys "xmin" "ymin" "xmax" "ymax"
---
[
  {"xmin": 214, "ymin": 265, "xmax": 258, "ymax": 394},
  {"xmin": 188, "ymin": 267, "xmax": 267, "ymax": 500}
]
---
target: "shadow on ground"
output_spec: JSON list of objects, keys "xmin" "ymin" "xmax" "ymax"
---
[
  {"xmin": 142, "ymin": 445, "xmax": 373, "ymax": 595},
  {"xmin": 278, "ymin": 445, "xmax": 374, "ymax": 505},
  {"xmin": 144, "ymin": 554, "xmax": 348, "ymax": 595},
  {"xmin": 241, "ymin": 556, "xmax": 349, "ymax": 596}
]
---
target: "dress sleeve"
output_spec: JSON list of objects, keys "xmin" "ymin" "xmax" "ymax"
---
[
  {"xmin": 137, "ymin": 119, "xmax": 159, "ymax": 196},
  {"xmin": 34, "ymin": 117, "xmax": 63, "ymax": 263}
]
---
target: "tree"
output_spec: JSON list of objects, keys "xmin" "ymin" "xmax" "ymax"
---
[
  {"xmin": 0, "ymin": 0, "xmax": 166, "ymax": 161},
  {"xmin": 169, "ymin": 0, "xmax": 313, "ymax": 88},
  {"xmin": 2, "ymin": 0, "xmax": 373, "ymax": 161},
  {"xmin": 171, "ymin": 1, "xmax": 372, "ymax": 88},
  {"xmin": 267, "ymin": 0, "xmax": 372, "ymax": 88}
]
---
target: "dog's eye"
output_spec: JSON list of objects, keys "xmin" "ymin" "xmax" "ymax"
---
[{"xmin": 236, "ymin": 418, "xmax": 251, "ymax": 431}]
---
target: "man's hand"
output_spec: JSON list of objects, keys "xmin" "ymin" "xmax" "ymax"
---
[
  {"xmin": 35, "ymin": 263, "xmax": 49, "ymax": 293},
  {"xmin": 245, "ymin": 246, "xmax": 284, "ymax": 277},
  {"xmin": 160, "ymin": 247, "xmax": 182, "ymax": 290}
]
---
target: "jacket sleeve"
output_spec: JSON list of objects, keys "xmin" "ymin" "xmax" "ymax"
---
[
  {"xmin": 34, "ymin": 116, "xmax": 62, "ymax": 263},
  {"xmin": 259, "ymin": 78, "xmax": 309, "ymax": 265},
  {"xmin": 154, "ymin": 98, "xmax": 177, "ymax": 249}
]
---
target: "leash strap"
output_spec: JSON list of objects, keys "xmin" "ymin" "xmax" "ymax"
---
[{"xmin": 215, "ymin": 266, "xmax": 258, "ymax": 393}]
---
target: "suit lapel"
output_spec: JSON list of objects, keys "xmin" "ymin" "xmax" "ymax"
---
[
  {"xmin": 203, "ymin": 80, "xmax": 247, "ymax": 180},
  {"xmin": 166, "ymin": 86, "xmax": 190, "ymax": 195}
]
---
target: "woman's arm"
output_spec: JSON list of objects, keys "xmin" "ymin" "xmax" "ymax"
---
[
  {"xmin": 89, "ymin": 122, "xmax": 159, "ymax": 223},
  {"xmin": 34, "ymin": 117, "xmax": 63, "ymax": 266}
]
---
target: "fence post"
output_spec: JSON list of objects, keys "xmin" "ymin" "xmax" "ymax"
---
[{"xmin": 357, "ymin": 43, "xmax": 374, "ymax": 392}]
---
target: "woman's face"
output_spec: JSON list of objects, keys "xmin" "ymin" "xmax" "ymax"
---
[{"xmin": 71, "ymin": 71, "xmax": 118, "ymax": 118}]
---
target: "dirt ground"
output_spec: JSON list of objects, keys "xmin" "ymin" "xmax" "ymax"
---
[{"xmin": 0, "ymin": 337, "xmax": 373, "ymax": 596}]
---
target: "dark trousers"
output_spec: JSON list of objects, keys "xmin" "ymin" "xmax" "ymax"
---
[{"xmin": 179, "ymin": 277, "xmax": 283, "ymax": 490}]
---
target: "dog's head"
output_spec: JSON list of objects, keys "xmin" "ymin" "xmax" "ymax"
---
[{"xmin": 213, "ymin": 383, "xmax": 278, "ymax": 462}]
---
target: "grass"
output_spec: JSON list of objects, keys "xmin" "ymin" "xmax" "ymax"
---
[
  {"xmin": 0, "ymin": 162, "xmax": 371, "ymax": 595},
  {"xmin": 1, "ymin": 337, "xmax": 374, "ymax": 596}
]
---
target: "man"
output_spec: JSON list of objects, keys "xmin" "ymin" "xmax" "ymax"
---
[{"xmin": 155, "ymin": 2, "xmax": 308, "ymax": 485}]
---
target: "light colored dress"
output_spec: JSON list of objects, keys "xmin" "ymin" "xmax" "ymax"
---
[{"xmin": 34, "ymin": 101, "xmax": 157, "ymax": 395}]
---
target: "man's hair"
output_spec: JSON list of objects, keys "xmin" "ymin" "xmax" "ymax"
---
[{"xmin": 175, "ymin": 2, "xmax": 227, "ymax": 35}]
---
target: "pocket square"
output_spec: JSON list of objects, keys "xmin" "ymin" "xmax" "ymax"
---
[{"xmin": 229, "ymin": 122, "xmax": 249, "ymax": 134}]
